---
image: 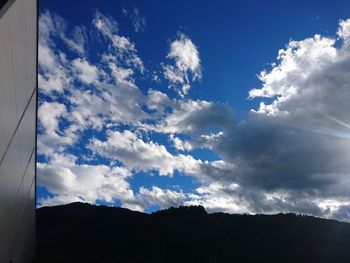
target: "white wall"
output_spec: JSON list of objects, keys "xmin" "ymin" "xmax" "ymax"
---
[{"xmin": 0, "ymin": 0, "xmax": 37, "ymax": 262}]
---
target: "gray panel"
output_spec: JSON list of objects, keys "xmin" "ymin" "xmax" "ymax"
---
[
  {"xmin": 16, "ymin": 152, "xmax": 35, "ymax": 217},
  {"xmin": 0, "ymin": 150, "xmax": 35, "ymax": 262},
  {"xmin": 0, "ymin": 92, "xmax": 35, "ymax": 244},
  {"xmin": 0, "ymin": 0, "xmax": 37, "ymax": 261},
  {"xmin": 18, "ymin": 90, "xmax": 36, "ymax": 182},
  {"xmin": 0, "ymin": 134, "xmax": 22, "ymax": 261},
  {"xmin": 8, "ymin": 0, "xmax": 36, "ymax": 117},
  {"xmin": 8, "ymin": 0, "xmax": 31, "ymax": 117},
  {"xmin": 8, "ymin": 180, "xmax": 36, "ymax": 263},
  {"xmin": 13, "ymin": 148, "xmax": 35, "ymax": 233},
  {"xmin": 24, "ymin": 0, "xmax": 37, "ymax": 94},
  {"xmin": 0, "ymin": 11, "xmax": 19, "ymax": 158}
]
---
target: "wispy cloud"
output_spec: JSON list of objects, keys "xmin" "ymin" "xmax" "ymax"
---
[{"xmin": 123, "ymin": 6, "xmax": 146, "ymax": 33}]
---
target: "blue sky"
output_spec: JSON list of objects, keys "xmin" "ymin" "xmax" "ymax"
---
[
  {"xmin": 40, "ymin": 0, "xmax": 350, "ymax": 113},
  {"xmin": 37, "ymin": 0, "xmax": 350, "ymax": 221}
]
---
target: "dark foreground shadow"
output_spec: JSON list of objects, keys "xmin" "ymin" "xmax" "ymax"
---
[{"xmin": 34, "ymin": 202, "xmax": 350, "ymax": 263}]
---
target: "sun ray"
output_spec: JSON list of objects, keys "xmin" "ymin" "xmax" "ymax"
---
[{"xmin": 322, "ymin": 113, "xmax": 350, "ymax": 130}]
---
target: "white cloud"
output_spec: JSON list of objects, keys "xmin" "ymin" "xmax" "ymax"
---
[
  {"xmin": 38, "ymin": 102, "xmax": 67, "ymax": 135},
  {"xmin": 338, "ymin": 18, "xmax": 350, "ymax": 48},
  {"xmin": 163, "ymin": 65, "xmax": 188, "ymax": 90},
  {"xmin": 185, "ymin": 182, "xmax": 249, "ymax": 214},
  {"xmin": 163, "ymin": 33, "xmax": 201, "ymax": 96},
  {"xmin": 93, "ymin": 11, "xmax": 144, "ymax": 73},
  {"xmin": 248, "ymin": 34, "xmax": 337, "ymax": 115},
  {"xmin": 146, "ymin": 89, "xmax": 172, "ymax": 111},
  {"xmin": 106, "ymin": 60, "xmax": 135, "ymax": 84},
  {"xmin": 61, "ymin": 25, "xmax": 87, "ymax": 55},
  {"xmin": 52, "ymin": 12, "xmax": 87, "ymax": 55},
  {"xmin": 38, "ymin": 10, "xmax": 86, "ymax": 94},
  {"xmin": 92, "ymin": 11, "xmax": 118, "ymax": 39},
  {"xmin": 168, "ymin": 33, "xmax": 201, "ymax": 77},
  {"xmin": 88, "ymin": 130, "xmax": 200, "ymax": 176},
  {"xmin": 38, "ymin": 10, "xmax": 151, "ymax": 211},
  {"xmin": 150, "ymin": 99, "xmax": 234, "ymax": 137},
  {"xmin": 38, "ymin": 11, "xmax": 71, "ymax": 94},
  {"xmin": 169, "ymin": 134, "xmax": 193, "ymax": 151},
  {"xmin": 68, "ymin": 89, "xmax": 106, "ymax": 130},
  {"xmin": 64, "ymin": 79, "xmax": 150, "ymax": 133},
  {"xmin": 37, "ymin": 9, "xmax": 350, "ymax": 222},
  {"xmin": 72, "ymin": 58, "xmax": 104, "ymax": 85},
  {"xmin": 38, "ymin": 102, "xmax": 78, "ymax": 156},
  {"xmin": 136, "ymin": 18, "xmax": 350, "ymax": 221},
  {"xmin": 112, "ymin": 35, "xmax": 135, "ymax": 52},
  {"xmin": 177, "ymin": 18, "xmax": 350, "ymax": 221},
  {"xmin": 138, "ymin": 186, "xmax": 185, "ymax": 209},
  {"xmin": 37, "ymin": 152, "xmax": 143, "ymax": 210}
]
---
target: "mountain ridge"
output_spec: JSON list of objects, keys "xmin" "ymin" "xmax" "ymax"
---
[{"xmin": 34, "ymin": 202, "xmax": 350, "ymax": 263}]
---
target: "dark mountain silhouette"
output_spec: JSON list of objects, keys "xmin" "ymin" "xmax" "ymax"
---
[{"xmin": 34, "ymin": 202, "xmax": 350, "ymax": 263}]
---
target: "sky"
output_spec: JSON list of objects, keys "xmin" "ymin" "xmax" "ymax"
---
[{"xmin": 37, "ymin": 0, "xmax": 350, "ymax": 222}]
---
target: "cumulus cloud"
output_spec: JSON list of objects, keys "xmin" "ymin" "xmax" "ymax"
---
[
  {"xmin": 38, "ymin": 10, "xmax": 88, "ymax": 93},
  {"xmin": 38, "ymin": 10, "xmax": 150, "ymax": 142},
  {"xmin": 38, "ymin": 10, "xmax": 72, "ymax": 94},
  {"xmin": 37, "ymin": 10, "xmax": 150, "ymax": 209},
  {"xmin": 138, "ymin": 186, "xmax": 185, "ymax": 209},
  {"xmin": 72, "ymin": 58, "xmax": 104, "ymax": 85},
  {"xmin": 134, "ymin": 18, "xmax": 350, "ymax": 221},
  {"xmin": 38, "ymin": 101, "xmax": 78, "ymax": 157},
  {"xmin": 88, "ymin": 130, "xmax": 200, "ymax": 176},
  {"xmin": 148, "ymin": 99, "xmax": 234, "ymax": 137},
  {"xmin": 248, "ymin": 34, "xmax": 337, "ymax": 115},
  {"xmin": 38, "ymin": 102, "xmax": 67, "ymax": 136},
  {"xmin": 38, "ymin": 152, "xmax": 144, "ymax": 210},
  {"xmin": 185, "ymin": 182, "xmax": 249, "ymax": 214},
  {"xmin": 37, "ymin": 9, "xmax": 350, "ymax": 222},
  {"xmin": 182, "ymin": 18, "xmax": 350, "ymax": 221},
  {"xmin": 163, "ymin": 33, "xmax": 201, "ymax": 96},
  {"xmin": 169, "ymin": 134, "xmax": 193, "ymax": 151}
]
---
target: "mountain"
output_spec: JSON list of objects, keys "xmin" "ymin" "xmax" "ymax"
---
[{"xmin": 34, "ymin": 202, "xmax": 350, "ymax": 263}]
